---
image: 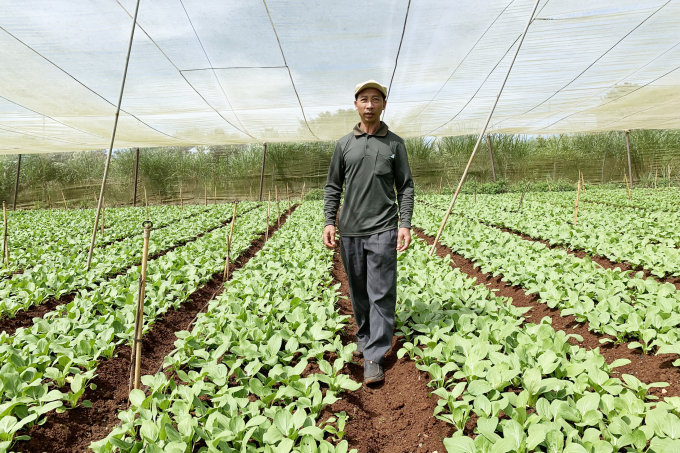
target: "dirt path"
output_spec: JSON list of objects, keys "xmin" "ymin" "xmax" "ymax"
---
[
  {"xmin": 321, "ymin": 247, "xmax": 451, "ymax": 453},
  {"xmin": 414, "ymin": 228, "xmax": 680, "ymax": 400},
  {"xmin": 13, "ymin": 205, "xmax": 297, "ymax": 453},
  {"xmin": 0, "ymin": 206, "xmax": 258, "ymax": 336}
]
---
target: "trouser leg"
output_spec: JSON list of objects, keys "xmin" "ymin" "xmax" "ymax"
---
[
  {"xmin": 363, "ymin": 229, "xmax": 398, "ymax": 362},
  {"xmin": 340, "ymin": 236, "xmax": 371, "ymax": 342}
]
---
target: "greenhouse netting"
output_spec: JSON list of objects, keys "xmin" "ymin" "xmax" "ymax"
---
[{"xmin": 1, "ymin": 0, "xmax": 680, "ymax": 154}]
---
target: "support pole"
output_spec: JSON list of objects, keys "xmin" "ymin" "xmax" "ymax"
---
[
  {"xmin": 223, "ymin": 202, "xmax": 238, "ymax": 282},
  {"xmin": 574, "ymin": 181, "xmax": 581, "ymax": 226},
  {"xmin": 625, "ymin": 130, "xmax": 633, "ymax": 189},
  {"xmin": 301, "ymin": 182, "xmax": 306, "ymax": 202},
  {"xmin": 517, "ymin": 183, "xmax": 529, "ymax": 211},
  {"xmin": 101, "ymin": 200, "xmax": 105, "ymax": 237},
  {"xmin": 624, "ymin": 174, "xmax": 632, "ymax": 200},
  {"xmin": 205, "ymin": 185, "xmax": 208, "ymax": 206},
  {"xmin": 287, "ymin": 183, "xmax": 290, "ymax": 212},
  {"xmin": 214, "ymin": 185, "xmax": 217, "ymax": 205},
  {"xmin": 61, "ymin": 190, "xmax": 68, "ymax": 211},
  {"xmin": 265, "ymin": 191, "xmax": 271, "ymax": 242},
  {"xmin": 129, "ymin": 220, "xmax": 152, "ymax": 392},
  {"xmin": 258, "ymin": 143, "xmax": 267, "ymax": 201},
  {"xmin": 439, "ymin": 177, "xmax": 442, "ymax": 195},
  {"xmin": 2, "ymin": 201, "xmax": 8, "ymax": 267},
  {"xmin": 429, "ymin": 0, "xmax": 541, "ymax": 256},
  {"xmin": 180, "ymin": 186, "xmax": 183, "ymax": 211},
  {"xmin": 275, "ymin": 186, "xmax": 280, "ymax": 227},
  {"xmin": 87, "ymin": 0, "xmax": 141, "ymax": 271},
  {"xmin": 13, "ymin": 154, "xmax": 21, "ymax": 211},
  {"xmin": 132, "ymin": 148, "xmax": 140, "ymax": 207},
  {"xmin": 655, "ymin": 169, "xmax": 658, "ymax": 189},
  {"xmin": 487, "ymin": 134, "xmax": 497, "ymax": 183}
]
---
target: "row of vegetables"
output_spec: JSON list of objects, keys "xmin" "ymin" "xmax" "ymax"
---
[
  {"xmin": 416, "ymin": 199, "xmax": 680, "ymax": 360},
  {"xmin": 0, "ymin": 203, "xmax": 258, "ymax": 316},
  {"xmin": 0, "ymin": 204, "xmax": 269, "ymax": 452}
]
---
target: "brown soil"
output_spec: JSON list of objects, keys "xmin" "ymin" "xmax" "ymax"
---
[
  {"xmin": 13, "ymin": 205, "xmax": 297, "ymax": 453},
  {"xmin": 0, "ymin": 206, "xmax": 258, "ymax": 336},
  {"xmin": 321, "ymin": 247, "xmax": 452, "ymax": 453},
  {"xmin": 414, "ymin": 228, "xmax": 680, "ymax": 400}
]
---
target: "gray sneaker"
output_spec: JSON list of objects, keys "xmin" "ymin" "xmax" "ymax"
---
[
  {"xmin": 353, "ymin": 339, "xmax": 367, "ymax": 357},
  {"xmin": 363, "ymin": 360, "xmax": 384, "ymax": 384}
]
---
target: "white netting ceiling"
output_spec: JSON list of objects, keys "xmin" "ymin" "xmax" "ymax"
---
[{"xmin": 1, "ymin": 0, "xmax": 679, "ymax": 154}]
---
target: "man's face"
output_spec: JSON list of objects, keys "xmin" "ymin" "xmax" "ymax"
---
[{"xmin": 354, "ymin": 88, "xmax": 386, "ymax": 124}]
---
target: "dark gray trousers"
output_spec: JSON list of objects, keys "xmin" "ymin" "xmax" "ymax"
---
[{"xmin": 339, "ymin": 229, "xmax": 398, "ymax": 362}]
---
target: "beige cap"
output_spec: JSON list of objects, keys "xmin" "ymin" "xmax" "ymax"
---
[{"xmin": 355, "ymin": 80, "xmax": 387, "ymax": 98}]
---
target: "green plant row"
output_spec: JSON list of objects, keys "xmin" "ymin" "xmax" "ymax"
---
[
  {"xmin": 579, "ymin": 188, "xmax": 680, "ymax": 212},
  {"xmin": 414, "ymin": 202, "xmax": 680, "ymax": 359},
  {"xmin": 0, "ymin": 205, "xmax": 269, "ymax": 452},
  {"xmin": 0, "ymin": 203, "xmax": 258, "ymax": 317},
  {"xmin": 92, "ymin": 202, "xmax": 359, "ymax": 453},
  {"xmin": 422, "ymin": 192, "xmax": 680, "ymax": 277},
  {"xmin": 395, "ymin": 239, "xmax": 680, "ymax": 453}
]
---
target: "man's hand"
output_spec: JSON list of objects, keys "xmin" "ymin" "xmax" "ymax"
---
[
  {"xmin": 397, "ymin": 227, "xmax": 411, "ymax": 252},
  {"xmin": 323, "ymin": 225, "xmax": 336, "ymax": 249}
]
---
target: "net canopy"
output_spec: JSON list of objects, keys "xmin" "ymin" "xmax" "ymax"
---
[{"xmin": 1, "ymin": 0, "xmax": 679, "ymax": 154}]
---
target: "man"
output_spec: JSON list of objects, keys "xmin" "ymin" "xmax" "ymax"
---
[{"xmin": 323, "ymin": 80, "xmax": 414, "ymax": 384}]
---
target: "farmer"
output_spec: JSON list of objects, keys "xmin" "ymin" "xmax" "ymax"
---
[{"xmin": 323, "ymin": 80, "xmax": 414, "ymax": 384}]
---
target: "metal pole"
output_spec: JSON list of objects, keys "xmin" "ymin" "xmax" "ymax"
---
[
  {"xmin": 132, "ymin": 148, "xmax": 140, "ymax": 207},
  {"xmin": 487, "ymin": 134, "xmax": 497, "ymax": 183},
  {"xmin": 86, "ymin": 0, "xmax": 142, "ymax": 270},
  {"xmin": 625, "ymin": 130, "xmax": 633, "ymax": 189},
  {"xmin": 258, "ymin": 143, "xmax": 267, "ymax": 201},
  {"xmin": 429, "ymin": 0, "xmax": 541, "ymax": 256},
  {"xmin": 12, "ymin": 154, "xmax": 21, "ymax": 210}
]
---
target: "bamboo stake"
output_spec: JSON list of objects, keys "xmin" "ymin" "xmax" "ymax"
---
[
  {"xmin": 2, "ymin": 201, "xmax": 8, "ymax": 267},
  {"xmin": 266, "ymin": 191, "xmax": 271, "ymax": 242},
  {"xmin": 101, "ymin": 200, "xmax": 105, "ymax": 237},
  {"xmin": 574, "ymin": 181, "xmax": 581, "ymax": 226},
  {"xmin": 180, "ymin": 186, "xmax": 183, "ymax": 211},
  {"xmin": 61, "ymin": 190, "xmax": 68, "ymax": 211},
  {"xmin": 517, "ymin": 183, "xmax": 529, "ymax": 211},
  {"xmin": 144, "ymin": 187, "xmax": 149, "ymax": 220},
  {"xmin": 275, "ymin": 186, "xmax": 280, "ymax": 227},
  {"xmin": 547, "ymin": 178, "xmax": 552, "ymax": 192},
  {"xmin": 223, "ymin": 202, "xmax": 238, "ymax": 282},
  {"xmin": 48, "ymin": 193, "xmax": 52, "ymax": 209},
  {"xmin": 301, "ymin": 182, "xmax": 306, "ymax": 202},
  {"xmin": 655, "ymin": 169, "xmax": 658, "ymax": 189},
  {"xmin": 214, "ymin": 186, "xmax": 217, "ymax": 205},
  {"xmin": 439, "ymin": 177, "xmax": 442, "ymax": 195},
  {"xmin": 428, "ymin": 0, "xmax": 542, "ymax": 256},
  {"xmin": 129, "ymin": 220, "xmax": 152, "ymax": 392},
  {"xmin": 624, "ymin": 173, "xmax": 632, "ymax": 200}
]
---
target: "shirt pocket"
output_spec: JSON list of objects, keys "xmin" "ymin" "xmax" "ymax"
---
[{"xmin": 374, "ymin": 151, "xmax": 393, "ymax": 176}]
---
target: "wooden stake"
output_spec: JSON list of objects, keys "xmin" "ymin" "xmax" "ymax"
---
[
  {"xmin": 214, "ymin": 186, "xmax": 217, "ymax": 205},
  {"xmin": 275, "ymin": 186, "xmax": 280, "ymax": 227},
  {"xmin": 144, "ymin": 187, "xmax": 149, "ymax": 220},
  {"xmin": 574, "ymin": 181, "xmax": 581, "ymax": 226},
  {"xmin": 2, "ymin": 201, "xmax": 8, "ymax": 267},
  {"xmin": 655, "ymin": 169, "xmax": 658, "ymax": 189},
  {"xmin": 547, "ymin": 178, "xmax": 552, "ymax": 192},
  {"xmin": 301, "ymin": 182, "xmax": 306, "ymax": 202},
  {"xmin": 517, "ymin": 183, "xmax": 529, "ymax": 211},
  {"xmin": 624, "ymin": 173, "xmax": 632, "ymax": 200},
  {"xmin": 61, "ymin": 190, "xmax": 68, "ymax": 211},
  {"xmin": 223, "ymin": 202, "xmax": 238, "ymax": 282},
  {"xmin": 266, "ymin": 191, "xmax": 271, "ymax": 242},
  {"xmin": 129, "ymin": 220, "xmax": 153, "ymax": 392},
  {"xmin": 439, "ymin": 177, "xmax": 442, "ymax": 195},
  {"xmin": 180, "ymin": 186, "xmax": 183, "ymax": 211}
]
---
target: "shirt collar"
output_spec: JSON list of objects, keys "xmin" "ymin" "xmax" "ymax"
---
[{"xmin": 353, "ymin": 121, "xmax": 389, "ymax": 137}]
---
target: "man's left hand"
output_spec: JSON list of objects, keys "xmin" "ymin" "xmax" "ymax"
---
[{"xmin": 396, "ymin": 227, "xmax": 411, "ymax": 252}]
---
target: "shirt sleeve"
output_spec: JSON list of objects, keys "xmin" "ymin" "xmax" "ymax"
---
[
  {"xmin": 324, "ymin": 140, "xmax": 345, "ymax": 227},
  {"xmin": 394, "ymin": 140, "xmax": 414, "ymax": 229}
]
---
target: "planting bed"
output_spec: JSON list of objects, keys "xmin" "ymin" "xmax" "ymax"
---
[{"xmin": 3, "ymin": 190, "xmax": 680, "ymax": 453}]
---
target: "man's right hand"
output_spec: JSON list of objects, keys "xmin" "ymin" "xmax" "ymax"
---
[{"xmin": 323, "ymin": 225, "xmax": 336, "ymax": 249}]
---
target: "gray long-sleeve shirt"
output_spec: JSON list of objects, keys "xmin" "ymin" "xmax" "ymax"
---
[{"xmin": 324, "ymin": 122, "xmax": 414, "ymax": 237}]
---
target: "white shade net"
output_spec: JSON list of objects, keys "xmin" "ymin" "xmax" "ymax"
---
[{"xmin": 1, "ymin": 0, "xmax": 679, "ymax": 154}]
